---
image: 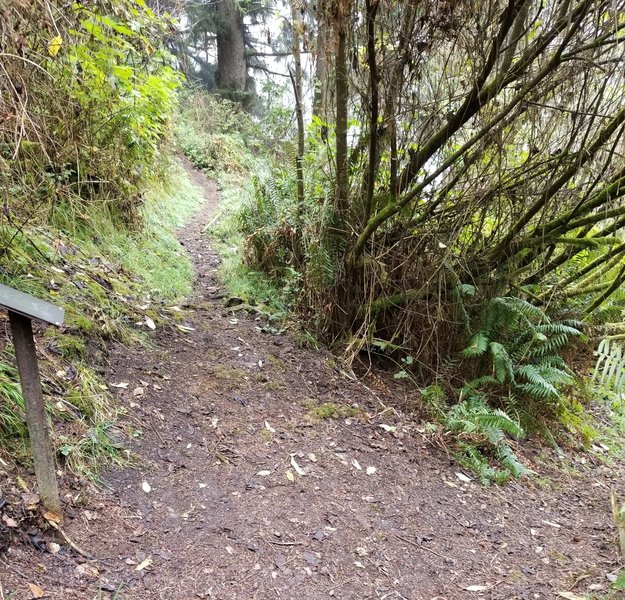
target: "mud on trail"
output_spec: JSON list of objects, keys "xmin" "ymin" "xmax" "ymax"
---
[{"xmin": 1, "ymin": 163, "xmax": 623, "ymax": 600}]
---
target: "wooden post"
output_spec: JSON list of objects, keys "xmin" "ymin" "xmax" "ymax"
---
[{"xmin": 9, "ymin": 311, "xmax": 61, "ymax": 516}]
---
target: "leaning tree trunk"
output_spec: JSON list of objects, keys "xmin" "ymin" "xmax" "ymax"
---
[{"xmin": 215, "ymin": 0, "xmax": 246, "ymax": 92}]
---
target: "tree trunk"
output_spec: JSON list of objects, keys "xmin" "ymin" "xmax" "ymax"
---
[
  {"xmin": 312, "ymin": 1, "xmax": 328, "ymax": 121},
  {"xmin": 215, "ymin": 0, "xmax": 246, "ymax": 92},
  {"xmin": 290, "ymin": 0, "xmax": 306, "ymax": 250},
  {"xmin": 335, "ymin": 11, "xmax": 350, "ymax": 223}
]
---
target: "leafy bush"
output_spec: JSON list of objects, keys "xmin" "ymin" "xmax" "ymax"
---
[
  {"xmin": 175, "ymin": 88, "xmax": 259, "ymax": 175},
  {"xmin": 1, "ymin": 0, "xmax": 181, "ymax": 222}
]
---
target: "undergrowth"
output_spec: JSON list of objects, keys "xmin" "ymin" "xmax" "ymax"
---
[{"xmin": 0, "ymin": 165, "xmax": 202, "ymax": 479}]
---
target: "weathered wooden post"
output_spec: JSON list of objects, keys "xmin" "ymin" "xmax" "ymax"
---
[{"xmin": 0, "ymin": 284, "xmax": 64, "ymax": 516}]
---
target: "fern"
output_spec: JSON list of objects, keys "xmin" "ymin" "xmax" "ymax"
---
[
  {"xmin": 463, "ymin": 332, "xmax": 489, "ymax": 357},
  {"xmin": 462, "ymin": 295, "xmax": 580, "ymax": 406},
  {"xmin": 593, "ymin": 338, "xmax": 625, "ymax": 395},
  {"xmin": 489, "ymin": 342, "xmax": 514, "ymax": 383},
  {"xmin": 495, "ymin": 444, "xmax": 530, "ymax": 478},
  {"xmin": 441, "ymin": 396, "xmax": 526, "ymax": 484},
  {"xmin": 455, "ymin": 442, "xmax": 511, "ymax": 485}
]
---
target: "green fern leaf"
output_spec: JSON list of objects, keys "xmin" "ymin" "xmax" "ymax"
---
[{"xmin": 463, "ymin": 332, "xmax": 489, "ymax": 358}]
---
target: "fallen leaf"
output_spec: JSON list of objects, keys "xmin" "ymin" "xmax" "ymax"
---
[
  {"xmin": 264, "ymin": 421, "xmax": 275, "ymax": 433},
  {"xmin": 378, "ymin": 424, "xmax": 396, "ymax": 433},
  {"xmin": 142, "ymin": 481, "xmax": 152, "ymax": 493},
  {"xmin": 110, "ymin": 382, "xmax": 129, "ymax": 389},
  {"xmin": 28, "ymin": 583, "xmax": 45, "ymax": 598},
  {"xmin": 308, "ymin": 453, "xmax": 317, "ymax": 463},
  {"xmin": 290, "ymin": 455, "xmax": 306, "ymax": 476},
  {"xmin": 354, "ymin": 561, "xmax": 365, "ymax": 569},
  {"xmin": 135, "ymin": 557, "xmax": 153, "ymax": 572},
  {"xmin": 47, "ymin": 542, "xmax": 60, "ymax": 554},
  {"xmin": 456, "ymin": 472, "xmax": 472, "ymax": 483},
  {"xmin": 48, "ymin": 35, "xmax": 63, "ymax": 57},
  {"xmin": 145, "ymin": 317, "xmax": 156, "ymax": 330},
  {"xmin": 76, "ymin": 564, "xmax": 99, "ymax": 578},
  {"xmin": 256, "ymin": 470, "xmax": 271, "ymax": 477},
  {"xmin": 285, "ymin": 470, "xmax": 295, "ymax": 482},
  {"xmin": 464, "ymin": 585, "xmax": 489, "ymax": 592},
  {"xmin": 176, "ymin": 325, "xmax": 195, "ymax": 333},
  {"xmin": 557, "ymin": 593, "xmax": 586, "ymax": 600},
  {"xmin": 22, "ymin": 492, "xmax": 40, "ymax": 510},
  {"xmin": 352, "ymin": 458, "xmax": 362, "ymax": 471},
  {"xmin": 366, "ymin": 466, "xmax": 377, "ymax": 475},
  {"xmin": 43, "ymin": 511, "xmax": 62, "ymax": 525},
  {"xmin": 541, "ymin": 520, "xmax": 561, "ymax": 528},
  {"xmin": 2, "ymin": 515, "xmax": 17, "ymax": 528}
]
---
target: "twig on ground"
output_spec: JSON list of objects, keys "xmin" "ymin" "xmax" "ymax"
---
[
  {"xmin": 261, "ymin": 535, "xmax": 304, "ymax": 547},
  {"xmin": 394, "ymin": 533, "xmax": 448, "ymax": 560}
]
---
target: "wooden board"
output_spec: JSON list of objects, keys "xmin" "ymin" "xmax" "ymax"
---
[{"xmin": 0, "ymin": 283, "xmax": 64, "ymax": 326}]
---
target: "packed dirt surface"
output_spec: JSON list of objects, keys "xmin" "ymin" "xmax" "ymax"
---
[{"xmin": 1, "ymin": 162, "xmax": 623, "ymax": 599}]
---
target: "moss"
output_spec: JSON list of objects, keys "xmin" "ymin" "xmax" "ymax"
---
[
  {"xmin": 308, "ymin": 402, "xmax": 362, "ymax": 421},
  {"xmin": 263, "ymin": 381, "xmax": 284, "ymax": 391},
  {"xmin": 64, "ymin": 309, "xmax": 95, "ymax": 333},
  {"xmin": 266, "ymin": 354, "xmax": 287, "ymax": 372},
  {"xmin": 259, "ymin": 428, "xmax": 273, "ymax": 442},
  {"xmin": 55, "ymin": 335, "xmax": 87, "ymax": 360}
]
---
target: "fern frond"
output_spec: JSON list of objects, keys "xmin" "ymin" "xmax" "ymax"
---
[
  {"xmin": 593, "ymin": 338, "xmax": 625, "ymax": 395},
  {"xmin": 463, "ymin": 331, "xmax": 489, "ymax": 357},
  {"xmin": 471, "ymin": 409, "xmax": 524, "ymax": 438},
  {"xmin": 455, "ymin": 442, "xmax": 510, "ymax": 485},
  {"xmin": 489, "ymin": 342, "xmax": 514, "ymax": 384},
  {"xmin": 495, "ymin": 444, "xmax": 529, "ymax": 478}
]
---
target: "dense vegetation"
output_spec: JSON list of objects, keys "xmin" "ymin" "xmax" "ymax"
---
[
  {"xmin": 181, "ymin": 0, "xmax": 625, "ymax": 482},
  {"xmin": 3, "ymin": 0, "xmax": 625, "ymax": 487}
]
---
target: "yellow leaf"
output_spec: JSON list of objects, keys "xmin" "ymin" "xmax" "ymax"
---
[
  {"xmin": 28, "ymin": 583, "xmax": 45, "ymax": 598},
  {"xmin": 135, "ymin": 557, "xmax": 153, "ymax": 571},
  {"xmin": 48, "ymin": 36, "xmax": 63, "ymax": 57},
  {"xmin": 43, "ymin": 510, "xmax": 62, "ymax": 525},
  {"xmin": 285, "ymin": 470, "xmax": 295, "ymax": 482}
]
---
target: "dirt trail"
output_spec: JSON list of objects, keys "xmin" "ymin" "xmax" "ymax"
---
[{"xmin": 1, "ymin": 162, "xmax": 622, "ymax": 600}]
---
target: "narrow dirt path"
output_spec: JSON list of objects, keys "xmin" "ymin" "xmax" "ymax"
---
[{"xmin": 1, "ymin": 162, "xmax": 621, "ymax": 599}]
